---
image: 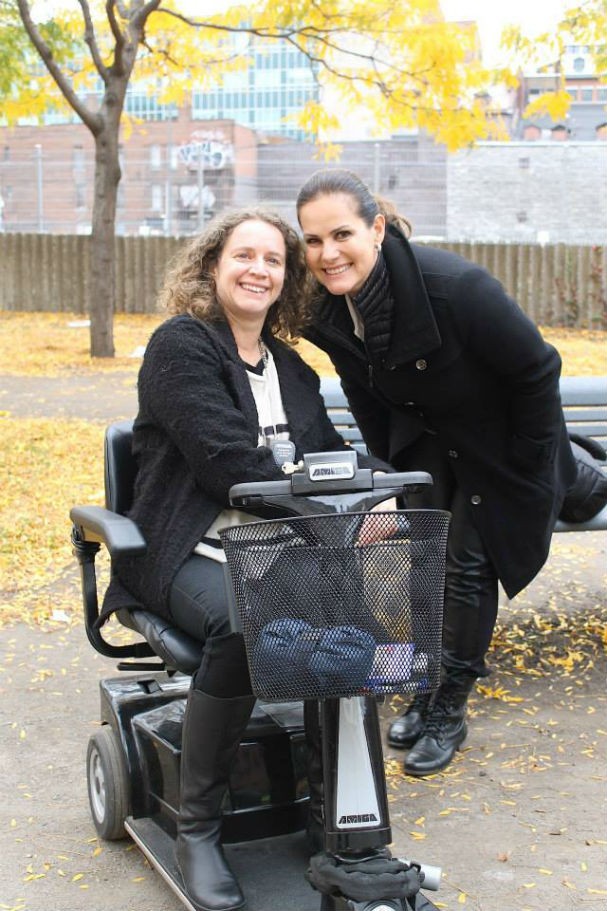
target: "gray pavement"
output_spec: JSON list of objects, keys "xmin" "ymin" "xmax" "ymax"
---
[
  {"xmin": 0, "ymin": 371, "xmax": 138, "ymax": 421},
  {"xmin": 1, "ymin": 370, "xmax": 606, "ymax": 911}
]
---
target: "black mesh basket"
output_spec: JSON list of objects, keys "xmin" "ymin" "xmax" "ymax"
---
[{"xmin": 220, "ymin": 510, "xmax": 450, "ymax": 702}]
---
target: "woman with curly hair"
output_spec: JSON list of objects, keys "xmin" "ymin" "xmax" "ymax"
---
[{"xmin": 100, "ymin": 208, "xmax": 389, "ymax": 911}]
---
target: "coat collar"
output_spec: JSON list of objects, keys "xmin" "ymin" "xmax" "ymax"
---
[{"xmin": 381, "ymin": 225, "xmax": 441, "ymax": 367}]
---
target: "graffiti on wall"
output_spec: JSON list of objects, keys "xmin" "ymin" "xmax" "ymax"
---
[{"xmin": 177, "ymin": 130, "xmax": 234, "ymax": 171}]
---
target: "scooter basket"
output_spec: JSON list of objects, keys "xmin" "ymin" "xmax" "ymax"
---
[{"xmin": 220, "ymin": 510, "xmax": 449, "ymax": 702}]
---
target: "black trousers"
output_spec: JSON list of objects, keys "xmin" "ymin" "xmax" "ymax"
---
[
  {"xmin": 398, "ymin": 433, "xmax": 499, "ymax": 679},
  {"xmin": 168, "ymin": 553, "xmax": 252, "ymax": 697}
]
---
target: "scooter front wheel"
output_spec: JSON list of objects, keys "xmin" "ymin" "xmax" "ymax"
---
[{"xmin": 86, "ymin": 725, "xmax": 130, "ymax": 840}]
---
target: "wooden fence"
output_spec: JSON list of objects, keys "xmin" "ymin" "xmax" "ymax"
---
[{"xmin": 0, "ymin": 234, "xmax": 605, "ymax": 328}]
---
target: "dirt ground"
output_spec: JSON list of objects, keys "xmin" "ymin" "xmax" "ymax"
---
[{"xmin": 1, "ymin": 371, "xmax": 606, "ymax": 911}]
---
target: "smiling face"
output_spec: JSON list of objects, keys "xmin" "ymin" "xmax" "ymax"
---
[
  {"xmin": 212, "ymin": 219, "xmax": 286, "ymax": 330},
  {"xmin": 298, "ymin": 192, "xmax": 385, "ymax": 297}
]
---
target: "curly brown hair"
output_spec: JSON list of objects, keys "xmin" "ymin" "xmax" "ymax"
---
[{"xmin": 158, "ymin": 208, "xmax": 312, "ymax": 339}]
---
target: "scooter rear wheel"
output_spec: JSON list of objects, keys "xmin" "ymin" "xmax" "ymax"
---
[{"xmin": 86, "ymin": 725, "xmax": 130, "ymax": 840}]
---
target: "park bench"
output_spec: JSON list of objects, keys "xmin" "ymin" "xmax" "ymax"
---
[{"xmin": 319, "ymin": 375, "xmax": 607, "ymax": 534}]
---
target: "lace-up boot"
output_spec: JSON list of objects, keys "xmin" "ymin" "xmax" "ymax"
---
[
  {"xmin": 386, "ymin": 691, "xmax": 434, "ymax": 749},
  {"xmin": 403, "ymin": 673, "xmax": 476, "ymax": 777}
]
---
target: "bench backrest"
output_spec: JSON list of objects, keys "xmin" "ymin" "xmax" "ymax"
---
[
  {"xmin": 320, "ymin": 375, "xmax": 607, "ymax": 462},
  {"xmin": 559, "ymin": 376, "xmax": 607, "ymax": 459},
  {"xmin": 101, "ymin": 376, "xmax": 606, "ymax": 517}
]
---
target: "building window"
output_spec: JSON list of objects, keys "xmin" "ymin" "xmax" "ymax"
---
[
  {"xmin": 573, "ymin": 56, "xmax": 585, "ymax": 72},
  {"xmin": 150, "ymin": 145, "xmax": 162, "ymax": 170},
  {"xmin": 73, "ymin": 145, "xmax": 86, "ymax": 174},
  {"xmin": 151, "ymin": 184, "xmax": 163, "ymax": 211},
  {"xmin": 125, "ymin": 91, "xmax": 176, "ymax": 121}
]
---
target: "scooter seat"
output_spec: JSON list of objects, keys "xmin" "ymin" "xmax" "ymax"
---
[{"xmin": 116, "ymin": 608, "xmax": 202, "ymax": 674}]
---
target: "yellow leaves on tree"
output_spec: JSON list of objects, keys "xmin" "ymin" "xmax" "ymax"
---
[
  {"xmin": 523, "ymin": 89, "xmax": 574, "ymax": 124},
  {"xmin": 502, "ymin": 0, "xmax": 607, "ymax": 125},
  {"xmin": 3, "ymin": 0, "xmax": 511, "ymax": 148}
]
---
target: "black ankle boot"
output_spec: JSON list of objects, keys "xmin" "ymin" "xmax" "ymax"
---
[
  {"xmin": 387, "ymin": 691, "xmax": 434, "ymax": 749},
  {"xmin": 176, "ymin": 689, "xmax": 255, "ymax": 911},
  {"xmin": 404, "ymin": 673, "xmax": 475, "ymax": 777}
]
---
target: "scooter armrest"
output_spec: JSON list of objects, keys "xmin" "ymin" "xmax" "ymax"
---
[{"xmin": 70, "ymin": 505, "xmax": 147, "ymax": 557}]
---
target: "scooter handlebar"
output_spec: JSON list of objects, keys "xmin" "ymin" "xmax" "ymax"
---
[{"xmin": 228, "ymin": 460, "xmax": 433, "ymax": 508}]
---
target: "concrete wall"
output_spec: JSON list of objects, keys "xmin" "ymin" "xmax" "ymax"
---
[
  {"xmin": 447, "ymin": 142, "xmax": 607, "ymax": 244},
  {"xmin": 257, "ymin": 136, "xmax": 447, "ymax": 238}
]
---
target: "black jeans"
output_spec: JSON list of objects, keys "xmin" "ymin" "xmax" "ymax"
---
[
  {"xmin": 399, "ymin": 434, "xmax": 499, "ymax": 678},
  {"xmin": 169, "ymin": 553, "xmax": 252, "ymax": 697}
]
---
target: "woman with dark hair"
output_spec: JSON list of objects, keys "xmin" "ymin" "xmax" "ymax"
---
[
  {"xmin": 296, "ymin": 169, "xmax": 577, "ymax": 778},
  {"xmin": 100, "ymin": 207, "xmax": 390, "ymax": 911}
]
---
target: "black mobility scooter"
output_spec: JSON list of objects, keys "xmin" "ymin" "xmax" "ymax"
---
[{"xmin": 71, "ymin": 426, "xmax": 448, "ymax": 911}]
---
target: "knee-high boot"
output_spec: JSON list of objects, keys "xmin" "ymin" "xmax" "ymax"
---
[
  {"xmin": 304, "ymin": 700, "xmax": 324, "ymax": 853},
  {"xmin": 176, "ymin": 688, "xmax": 255, "ymax": 911}
]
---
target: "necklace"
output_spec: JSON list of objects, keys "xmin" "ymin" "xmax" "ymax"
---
[{"xmin": 258, "ymin": 337, "xmax": 269, "ymax": 371}]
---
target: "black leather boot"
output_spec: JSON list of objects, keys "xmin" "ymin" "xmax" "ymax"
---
[
  {"xmin": 386, "ymin": 691, "xmax": 434, "ymax": 749},
  {"xmin": 176, "ymin": 689, "xmax": 255, "ymax": 911},
  {"xmin": 304, "ymin": 700, "xmax": 324, "ymax": 853},
  {"xmin": 403, "ymin": 673, "xmax": 476, "ymax": 777}
]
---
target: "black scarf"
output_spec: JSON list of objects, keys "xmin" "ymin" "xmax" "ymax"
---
[{"xmin": 351, "ymin": 250, "xmax": 394, "ymax": 364}]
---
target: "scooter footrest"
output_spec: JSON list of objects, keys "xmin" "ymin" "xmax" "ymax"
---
[{"xmin": 306, "ymin": 850, "xmax": 424, "ymax": 903}]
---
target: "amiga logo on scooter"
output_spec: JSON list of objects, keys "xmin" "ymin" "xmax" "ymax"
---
[
  {"xmin": 304, "ymin": 450, "xmax": 358, "ymax": 481},
  {"xmin": 310, "ymin": 463, "xmax": 355, "ymax": 480},
  {"xmin": 338, "ymin": 812, "xmax": 379, "ymax": 824}
]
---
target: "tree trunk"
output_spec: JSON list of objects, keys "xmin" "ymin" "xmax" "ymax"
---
[{"xmin": 89, "ymin": 115, "xmax": 121, "ymax": 357}]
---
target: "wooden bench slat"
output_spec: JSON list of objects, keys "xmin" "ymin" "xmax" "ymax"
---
[
  {"xmin": 565, "ymin": 422, "xmax": 607, "ymax": 438},
  {"xmin": 563, "ymin": 407, "xmax": 607, "ymax": 422}
]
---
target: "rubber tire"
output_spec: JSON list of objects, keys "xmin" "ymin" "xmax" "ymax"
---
[{"xmin": 86, "ymin": 725, "xmax": 130, "ymax": 840}]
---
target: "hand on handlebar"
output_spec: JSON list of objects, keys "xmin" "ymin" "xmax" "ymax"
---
[{"xmin": 356, "ymin": 497, "xmax": 399, "ymax": 545}]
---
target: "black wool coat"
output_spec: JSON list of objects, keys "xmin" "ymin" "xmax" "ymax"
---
[
  {"xmin": 304, "ymin": 225, "xmax": 577, "ymax": 598},
  {"xmin": 100, "ymin": 314, "xmax": 389, "ymax": 625}
]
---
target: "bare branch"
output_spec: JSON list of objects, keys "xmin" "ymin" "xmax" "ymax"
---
[
  {"xmin": 77, "ymin": 0, "xmax": 109, "ymax": 81},
  {"xmin": 111, "ymin": 0, "xmax": 161, "ymax": 76},
  {"xmin": 156, "ymin": 7, "xmax": 429, "ymax": 87},
  {"xmin": 105, "ymin": 0, "xmax": 124, "ymax": 49},
  {"xmin": 132, "ymin": 0, "xmax": 164, "ymax": 29},
  {"xmin": 139, "ymin": 38, "xmax": 243, "ymax": 72},
  {"xmin": 16, "ymin": 0, "xmax": 102, "ymax": 133}
]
